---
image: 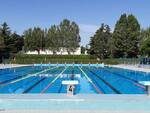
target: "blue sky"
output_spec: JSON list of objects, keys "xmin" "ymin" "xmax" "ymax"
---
[{"xmin": 0, "ymin": 0, "xmax": 150, "ymax": 46}]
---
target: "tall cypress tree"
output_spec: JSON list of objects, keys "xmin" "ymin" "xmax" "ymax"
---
[
  {"xmin": 113, "ymin": 14, "xmax": 140, "ymax": 58},
  {"xmin": 0, "ymin": 34, "xmax": 5, "ymax": 62},
  {"xmin": 0, "ymin": 22, "xmax": 11, "ymax": 46},
  {"xmin": 89, "ymin": 24, "xmax": 112, "ymax": 59},
  {"xmin": 127, "ymin": 15, "xmax": 140, "ymax": 57},
  {"xmin": 0, "ymin": 22, "xmax": 24, "ymax": 61},
  {"xmin": 112, "ymin": 14, "xmax": 128, "ymax": 58},
  {"xmin": 0, "ymin": 22, "xmax": 11, "ymax": 58}
]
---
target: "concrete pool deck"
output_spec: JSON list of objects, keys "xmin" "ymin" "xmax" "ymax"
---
[
  {"xmin": 0, "ymin": 94, "xmax": 150, "ymax": 113},
  {"xmin": 0, "ymin": 64, "xmax": 31, "ymax": 69},
  {"xmin": 1, "ymin": 110, "xmax": 150, "ymax": 113},
  {"xmin": 110, "ymin": 64, "xmax": 150, "ymax": 73}
]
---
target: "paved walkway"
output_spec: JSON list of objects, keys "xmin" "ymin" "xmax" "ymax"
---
[
  {"xmin": 0, "ymin": 94, "xmax": 150, "ymax": 113},
  {"xmin": 1, "ymin": 110, "xmax": 150, "ymax": 113}
]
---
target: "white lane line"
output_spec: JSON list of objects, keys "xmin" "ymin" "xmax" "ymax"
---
[
  {"xmin": 0, "ymin": 66, "xmax": 59, "ymax": 86},
  {"xmin": 41, "ymin": 67, "xmax": 68, "ymax": 93},
  {"xmin": 78, "ymin": 66, "xmax": 103, "ymax": 94}
]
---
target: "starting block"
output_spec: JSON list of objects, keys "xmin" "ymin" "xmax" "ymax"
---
[{"xmin": 62, "ymin": 80, "xmax": 79, "ymax": 96}]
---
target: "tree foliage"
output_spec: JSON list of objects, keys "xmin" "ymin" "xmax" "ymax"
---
[
  {"xmin": 24, "ymin": 27, "xmax": 45, "ymax": 54},
  {"xmin": 89, "ymin": 14, "xmax": 143, "ymax": 59},
  {"xmin": 0, "ymin": 22, "xmax": 24, "ymax": 62},
  {"xmin": 9, "ymin": 32, "xmax": 24, "ymax": 53},
  {"xmin": 59, "ymin": 19, "xmax": 80, "ymax": 54},
  {"xmin": 24, "ymin": 19, "xmax": 80, "ymax": 55},
  {"xmin": 1, "ymin": 15, "xmax": 150, "ymax": 63},
  {"xmin": 45, "ymin": 25, "xmax": 60, "ymax": 54},
  {"xmin": 89, "ymin": 24, "xmax": 112, "ymax": 59},
  {"xmin": 0, "ymin": 34, "xmax": 5, "ymax": 59},
  {"xmin": 140, "ymin": 28, "xmax": 150, "ymax": 57},
  {"xmin": 81, "ymin": 46, "xmax": 86, "ymax": 54},
  {"xmin": 112, "ymin": 14, "xmax": 140, "ymax": 58}
]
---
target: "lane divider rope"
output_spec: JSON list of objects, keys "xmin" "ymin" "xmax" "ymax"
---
[
  {"xmin": 41, "ymin": 67, "xmax": 68, "ymax": 94},
  {"xmin": 87, "ymin": 67, "xmax": 121, "ymax": 94},
  {"xmin": 13, "ymin": 67, "xmax": 62, "ymax": 93},
  {"xmin": 0, "ymin": 66, "xmax": 59, "ymax": 87},
  {"xmin": 78, "ymin": 66, "xmax": 103, "ymax": 94},
  {"xmin": 98, "ymin": 67, "xmax": 145, "ymax": 89}
]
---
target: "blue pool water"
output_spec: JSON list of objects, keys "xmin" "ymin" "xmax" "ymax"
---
[{"xmin": 0, "ymin": 65, "xmax": 150, "ymax": 94}]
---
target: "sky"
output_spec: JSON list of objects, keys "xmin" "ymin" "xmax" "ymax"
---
[{"xmin": 0, "ymin": 0, "xmax": 150, "ymax": 46}]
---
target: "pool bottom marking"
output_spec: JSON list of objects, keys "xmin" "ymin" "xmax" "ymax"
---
[
  {"xmin": 23, "ymin": 77, "xmax": 46, "ymax": 93},
  {"xmin": 87, "ymin": 67, "xmax": 121, "ymax": 94}
]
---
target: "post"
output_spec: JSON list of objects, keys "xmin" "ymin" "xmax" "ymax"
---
[
  {"xmin": 146, "ymin": 86, "xmax": 150, "ymax": 96},
  {"xmin": 72, "ymin": 62, "xmax": 74, "ymax": 67},
  {"xmin": 40, "ymin": 62, "xmax": 43, "ymax": 68},
  {"xmin": 88, "ymin": 62, "xmax": 90, "ymax": 68},
  {"xmin": 139, "ymin": 81, "xmax": 150, "ymax": 96},
  {"xmin": 57, "ymin": 62, "xmax": 58, "ymax": 67},
  {"xmin": 96, "ymin": 62, "xmax": 98, "ymax": 68}
]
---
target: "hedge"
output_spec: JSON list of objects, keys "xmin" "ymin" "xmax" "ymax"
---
[{"xmin": 9, "ymin": 54, "xmax": 141, "ymax": 65}]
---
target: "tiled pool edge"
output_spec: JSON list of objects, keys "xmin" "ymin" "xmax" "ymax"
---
[
  {"xmin": 1, "ymin": 110, "xmax": 150, "ymax": 113},
  {"xmin": 0, "ymin": 94, "xmax": 149, "ymax": 99}
]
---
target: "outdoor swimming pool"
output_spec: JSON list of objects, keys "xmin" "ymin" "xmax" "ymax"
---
[{"xmin": 0, "ymin": 64, "xmax": 150, "ymax": 94}]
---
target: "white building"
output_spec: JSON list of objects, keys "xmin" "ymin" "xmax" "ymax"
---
[{"xmin": 26, "ymin": 47, "xmax": 81, "ymax": 55}]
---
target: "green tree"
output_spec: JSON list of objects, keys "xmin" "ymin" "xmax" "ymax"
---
[
  {"xmin": 59, "ymin": 19, "xmax": 80, "ymax": 54},
  {"xmin": 140, "ymin": 28, "xmax": 150, "ymax": 57},
  {"xmin": 46, "ymin": 25, "xmax": 60, "ymax": 54},
  {"xmin": 0, "ymin": 24, "xmax": 4, "ymax": 46},
  {"xmin": 89, "ymin": 24, "xmax": 112, "ymax": 59},
  {"xmin": 68, "ymin": 22, "xmax": 80, "ymax": 54},
  {"xmin": 59, "ymin": 19, "xmax": 70, "ymax": 49},
  {"xmin": 81, "ymin": 46, "xmax": 86, "ymax": 54},
  {"xmin": 0, "ymin": 35, "xmax": 5, "ymax": 62},
  {"xmin": 0, "ymin": 22, "xmax": 11, "ymax": 59},
  {"xmin": 24, "ymin": 28, "xmax": 32, "ymax": 52},
  {"xmin": 0, "ymin": 22, "xmax": 24, "ymax": 62},
  {"xmin": 112, "ymin": 14, "xmax": 140, "ymax": 58},
  {"xmin": 9, "ymin": 32, "xmax": 24, "ymax": 53},
  {"xmin": 0, "ymin": 35, "xmax": 5, "ymax": 48},
  {"xmin": 112, "ymin": 14, "xmax": 128, "ymax": 58},
  {"xmin": 0, "ymin": 22, "xmax": 11, "ymax": 45},
  {"xmin": 24, "ymin": 27, "xmax": 45, "ymax": 54},
  {"xmin": 126, "ymin": 15, "xmax": 140, "ymax": 57}
]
